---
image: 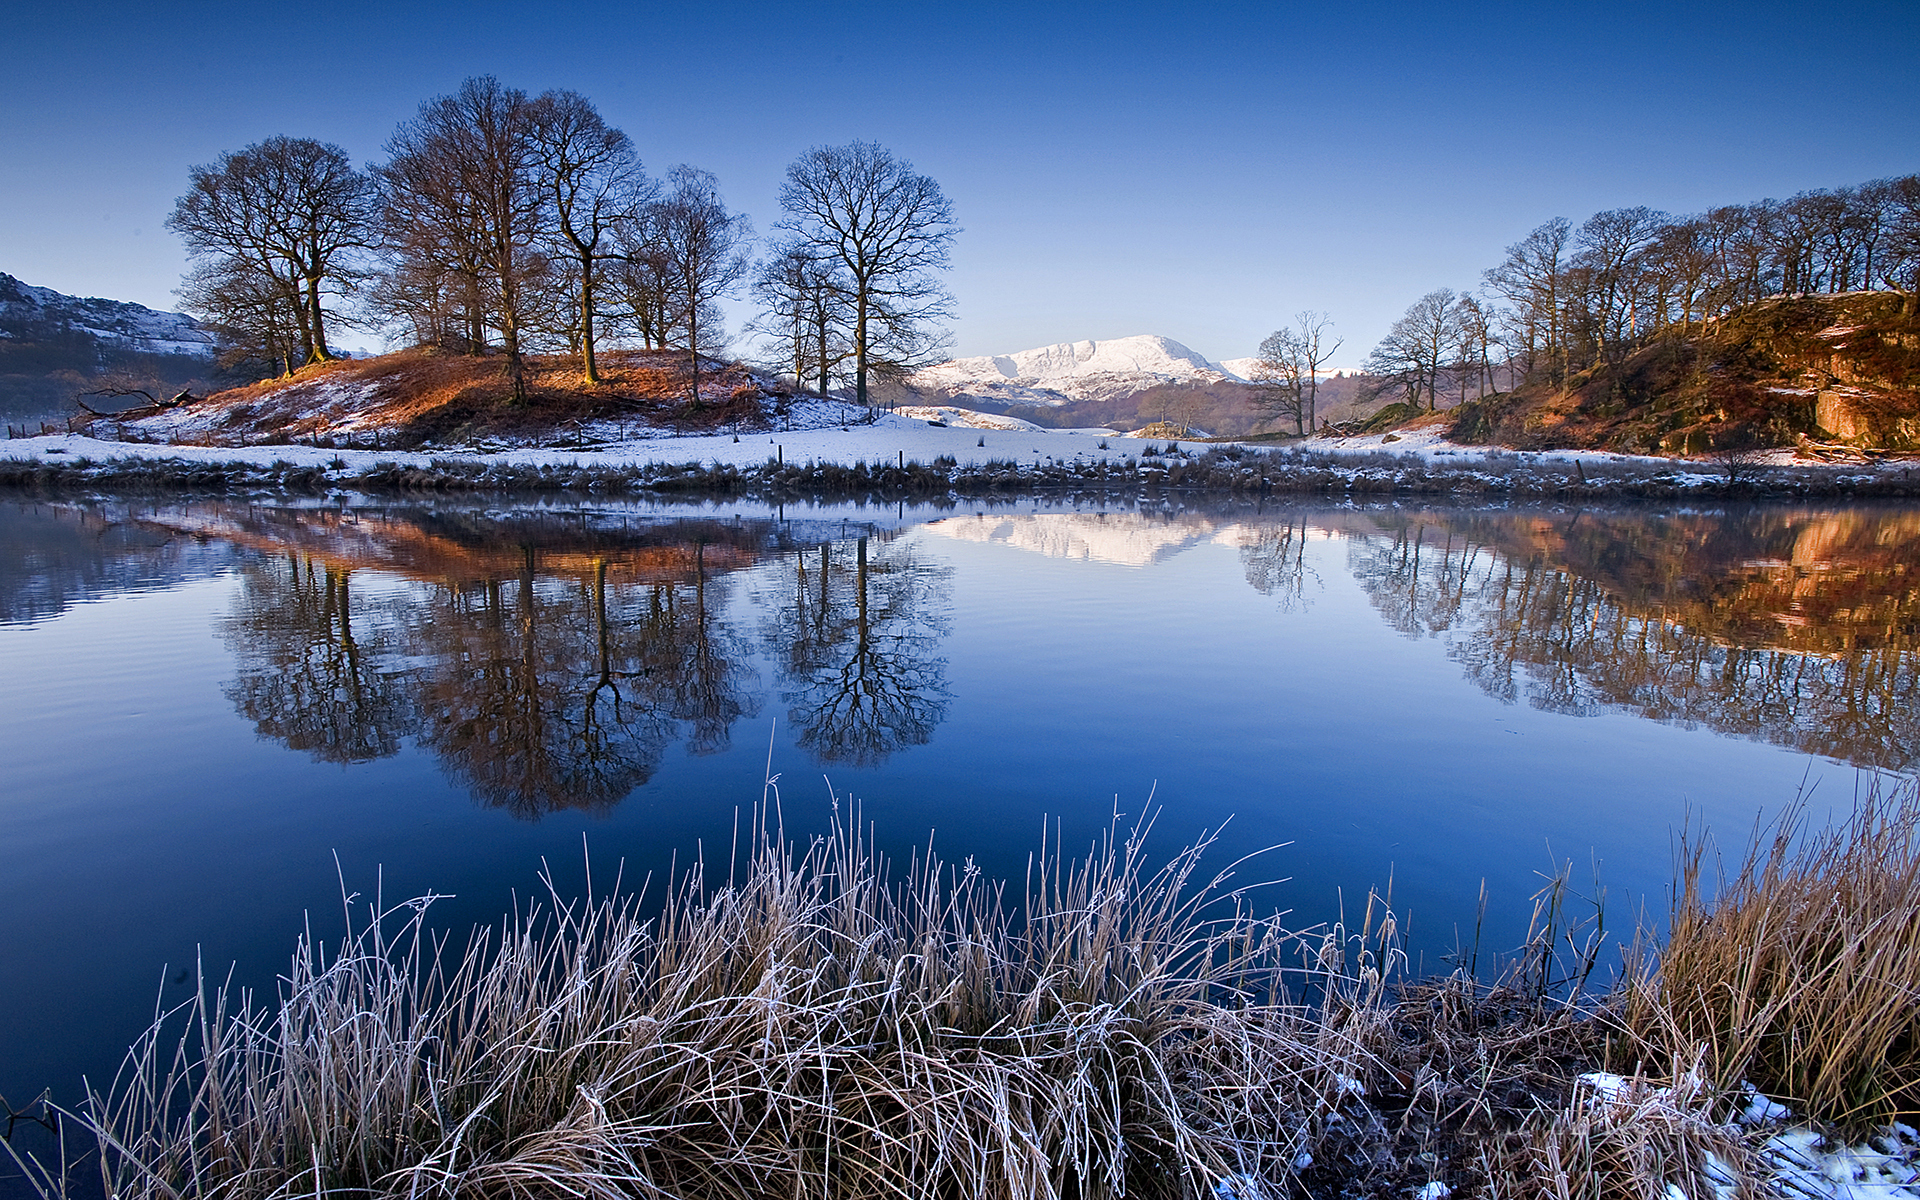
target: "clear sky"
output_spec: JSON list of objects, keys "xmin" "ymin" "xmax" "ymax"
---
[{"xmin": 3, "ymin": 0, "xmax": 1915, "ymax": 367}]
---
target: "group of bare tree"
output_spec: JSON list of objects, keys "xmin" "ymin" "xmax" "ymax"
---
[
  {"xmin": 1356, "ymin": 173, "xmax": 1920, "ymax": 410},
  {"xmin": 169, "ymin": 79, "xmax": 957, "ymax": 407},
  {"xmin": 1248, "ymin": 311, "xmax": 1342, "ymax": 433}
]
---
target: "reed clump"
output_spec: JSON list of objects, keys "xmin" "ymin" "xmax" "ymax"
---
[
  {"xmin": 44, "ymin": 811, "xmax": 1381, "ymax": 1200},
  {"xmin": 13, "ymin": 783, "xmax": 1920, "ymax": 1199},
  {"xmin": 1624, "ymin": 781, "xmax": 1920, "ymax": 1129}
]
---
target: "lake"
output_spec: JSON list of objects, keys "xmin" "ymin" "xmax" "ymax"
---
[{"xmin": 1, "ymin": 495, "xmax": 1914, "ymax": 1113}]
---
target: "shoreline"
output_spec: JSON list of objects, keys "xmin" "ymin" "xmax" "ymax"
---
[{"xmin": 4, "ymin": 425, "xmax": 1918, "ymax": 501}]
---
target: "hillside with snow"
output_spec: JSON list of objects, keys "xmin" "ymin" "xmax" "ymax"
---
[
  {"xmin": 909, "ymin": 334, "xmax": 1248, "ymax": 408},
  {"xmin": 0, "ymin": 272, "xmax": 218, "ymax": 423},
  {"xmin": 891, "ymin": 334, "xmax": 1380, "ymax": 437},
  {"xmin": 0, "ymin": 273, "xmax": 214, "ymax": 359}
]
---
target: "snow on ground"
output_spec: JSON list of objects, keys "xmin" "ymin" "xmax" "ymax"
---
[
  {"xmin": 2, "ymin": 399, "xmax": 1903, "ymax": 484},
  {"xmin": 1578, "ymin": 1073, "xmax": 1920, "ymax": 1200},
  {"xmin": 2, "ymin": 403, "xmax": 1141, "ymax": 474}
]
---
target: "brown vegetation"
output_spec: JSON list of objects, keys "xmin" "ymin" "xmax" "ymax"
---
[
  {"xmin": 1447, "ymin": 293, "xmax": 1920, "ymax": 455},
  {"xmin": 105, "ymin": 347, "xmax": 780, "ymax": 448}
]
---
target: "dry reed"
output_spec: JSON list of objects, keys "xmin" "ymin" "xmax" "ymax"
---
[
  {"xmin": 25, "ymin": 807, "xmax": 1381, "ymax": 1200},
  {"xmin": 1625, "ymin": 778, "xmax": 1920, "ymax": 1128},
  {"xmin": 13, "ymin": 783, "xmax": 1920, "ymax": 1200}
]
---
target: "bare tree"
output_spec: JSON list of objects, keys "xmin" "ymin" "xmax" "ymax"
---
[
  {"xmin": 1292, "ymin": 310, "xmax": 1342, "ymax": 431},
  {"xmin": 751, "ymin": 240, "xmax": 853, "ymax": 397},
  {"xmin": 1573, "ymin": 206, "xmax": 1669, "ymax": 366},
  {"xmin": 1249, "ymin": 327, "xmax": 1308, "ymax": 434},
  {"xmin": 380, "ymin": 77, "xmax": 546, "ymax": 402},
  {"xmin": 776, "ymin": 142, "xmax": 959, "ymax": 412},
  {"xmin": 1365, "ymin": 289, "xmax": 1459, "ymax": 411},
  {"xmin": 651, "ymin": 167, "xmax": 753, "ymax": 404},
  {"xmin": 168, "ymin": 136, "xmax": 376, "ymax": 370},
  {"xmin": 1483, "ymin": 218, "xmax": 1570, "ymax": 386},
  {"xmin": 1450, "ymin": 295, "xmax": 1497, "ymax": 403},
  {"xmin": 528, "ymin": 91, "xmax": 650, "ymax": 384}
]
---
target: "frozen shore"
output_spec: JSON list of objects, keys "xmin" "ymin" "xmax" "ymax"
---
[{"xmin": 3, "ymin": 410, "xmax": 1916, "ymax": 500}]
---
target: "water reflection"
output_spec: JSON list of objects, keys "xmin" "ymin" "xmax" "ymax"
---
[
  {"xmin": 8, "ymin": 500, "xmax": 1916, "ymax": 806},
  {"xmin": 225, "ymin": 559, "xmax": 411, "ymax": 763},
  {"xmin": 763, "ymin": 535, "xmax": 951, "ymax": 767},
  {"xmin": 0, "ymin": 502, "xmax": 235, "ymax": 624},
  {"xmin": 1343, "ymin": 507, "xmax": 1920, "ymax": 771},
  {"xmin": 188, "ymin": 505, "xmax": 952, "ymax": 813}
]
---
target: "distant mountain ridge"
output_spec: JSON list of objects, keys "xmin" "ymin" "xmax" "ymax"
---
[
  {"xmin": 0, "ymin": 273, "xmax": 214, "ymax": 358},
  {"xmin": 892, "ymin": 333, "xmax": 1380, "ymax": 437},
  {"xmin": 910, "ymin": 334, "xmax": 1250, "ymax": 408},
  {"xmin": 0, "ymin": 272, "xmax": 217, "ymax": 423}
]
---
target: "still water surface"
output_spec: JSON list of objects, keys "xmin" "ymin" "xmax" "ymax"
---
[{"xmin": 2, "ymin": 497, "xmax": 1915, "ymax": 1107}]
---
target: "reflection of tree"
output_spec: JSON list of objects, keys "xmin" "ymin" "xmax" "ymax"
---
[
  {"xmin": 1347, "ymin": 516, "xmax": 1483, "ymax": 639},
  {"xmin": 635, "ymin": 545, "xmax": 760, "ymax": 756},
  {"xmin": 765, "ymin": 534, "xmax": 951, "ymax": 767},
  {"xmin": 224, "ymin": 555, "xmax": 414, "ymax": 762},
  {"xmin": 1342, "ymin": 510, "xmax": 1920, "ymax": 771},
  {"xmin": 1238, "ymin": 514, "xmax": 1319, "ymax": 611},
  {"xmin": 411, "ymin": 549, "xmax": 665, "ymax": 817}
]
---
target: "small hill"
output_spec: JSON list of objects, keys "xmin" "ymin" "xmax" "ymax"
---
[
  {"xmin": 101, "ymin": 348, "xmax": 788, "ymax": 449},
  {"xmin": 0, "ymin": 271, "xmax": 218, "ymax": 425},
  {"xmin": 1447, "ymin": 292, "xmax": 1920, "ymax": 455}
]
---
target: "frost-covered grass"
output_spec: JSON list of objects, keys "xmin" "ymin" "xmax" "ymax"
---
[
  {"xmin": 8, "ymin": 787, "xmax": 1920, "ymax": 1200},
  {"xmin": 1628, "ymin": 784, "xmax": 1920, "ymax": 1130}
]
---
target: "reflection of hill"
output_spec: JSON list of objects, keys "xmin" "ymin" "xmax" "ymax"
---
[
  {"xmin": 0, "ymin": 502, "xmax": 236, "ymax": 625},
  {"xmin": 153, "ymin": 506, "xmax": 781, "ymax": 590},
  {"xmin": 1344, "ymin": 507, "xmax": 1920, "ymax": 771}
]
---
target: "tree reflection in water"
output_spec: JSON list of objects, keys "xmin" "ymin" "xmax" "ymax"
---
[
  {"xmin": 224, "ymin": 556, "xmax": 415, "ymax": 763},
  {"xmin": 219, "ymin": 515, "xmax": 767, "ymax": 817},
  {"xmin": 764, "ymin": 533, "xmax": 951, "ymax": 767},
  {"xmin": 1344, "ymin": 508, "xmax": 1920, "ymax": 771},
  {"xmin": 1237, "ymin": 513, "xmax": 1320, "ymax": 611}
]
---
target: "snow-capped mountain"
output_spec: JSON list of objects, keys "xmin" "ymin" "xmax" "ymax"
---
[
  {"xmin": 0, "ymin": 272, "xmax": 214, "ymax": 358},
  {"xmin": 910, "ymin": 334, "xmax": 1249, "ymax": 407}
]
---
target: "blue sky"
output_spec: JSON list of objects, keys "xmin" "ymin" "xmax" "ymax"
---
[{"xmin": 3, "ymin": 0, "xmax": 1915, "ymax": 366}]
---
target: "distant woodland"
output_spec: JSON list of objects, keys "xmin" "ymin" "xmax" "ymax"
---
[{"xmin": 74, "ymin": 66, "xmax": 1920, "ymax": 446}]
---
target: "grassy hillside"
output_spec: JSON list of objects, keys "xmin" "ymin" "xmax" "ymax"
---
[
  {"xmin": 1447, "ymin": 292, "xmax": 1920, "ymax": 455},
  {"xmin": 101, "ymin": 348, "xmax": 783, "ymax": 448}
]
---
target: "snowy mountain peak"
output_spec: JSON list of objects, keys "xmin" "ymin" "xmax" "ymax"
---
[{"xmin": 912, "ymin": 334, "xmax": 1248, "ymax": 407}]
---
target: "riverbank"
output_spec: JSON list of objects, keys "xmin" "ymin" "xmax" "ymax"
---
[{"xmin": 5, "ymin": 420, "xmax": 1918, "ymax": 500}]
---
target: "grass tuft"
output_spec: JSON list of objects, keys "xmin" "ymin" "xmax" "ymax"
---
[
  {"xmin": 1626, "ymin": 779, "xmax": 1920, "ymax": 1128},
  {"xmin": 39, "ymin": 809, "xmax": 1371, "ymax": 1200}
]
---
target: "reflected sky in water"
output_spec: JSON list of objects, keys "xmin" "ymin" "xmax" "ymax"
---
[{"xmin": 1, "ymin": 497, "xmax": 1913, "ymax": 1108}]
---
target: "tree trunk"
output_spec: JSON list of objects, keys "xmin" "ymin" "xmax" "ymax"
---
[
  {"xmin": 580, "ymin": 258, "xmax": 600, "ymax": 384},
  {"xmin": 304, "ymin": 272, "xmax": 334, "ymax": 365},
  {"xmin": 855, "ymin": 283, "xmax": 870, "ymax": 412}
]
